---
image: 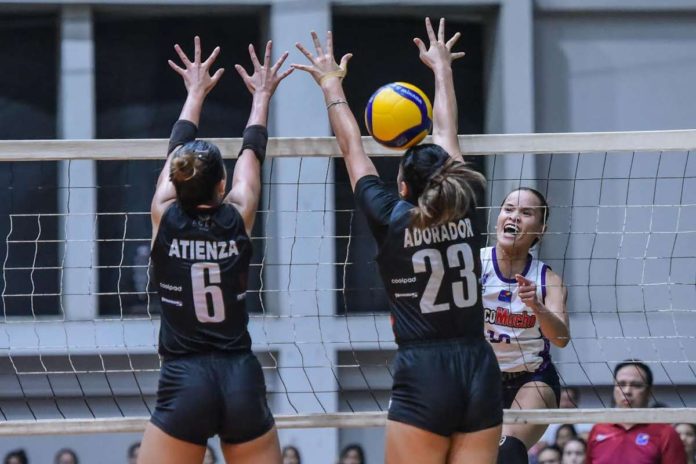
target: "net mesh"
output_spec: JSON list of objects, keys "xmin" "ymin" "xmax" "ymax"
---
[{"xmin": 0, "ymin": 133, "xmax": 695, "ymax": 430}]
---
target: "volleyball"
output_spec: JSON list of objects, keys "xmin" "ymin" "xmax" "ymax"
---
[{"xmin": 365, "ymin": 82, "xmax": 433, "ymax": 150}]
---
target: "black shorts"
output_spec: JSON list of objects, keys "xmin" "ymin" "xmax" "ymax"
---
[
  {"xmin": 151, "ymin": 351, "xmax": 274, "ymax": 445},
  {"xmin": 501, "ymin": 361, "xmax": 561, "ymax": 409},
  {"xmin": 388, "ymin": 338, "xmax": 503, "ymax": 437}
]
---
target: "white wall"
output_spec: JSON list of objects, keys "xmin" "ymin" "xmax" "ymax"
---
[{"xmin": 536, "ymin": 13, "xmax": 696, "ymax": 132}]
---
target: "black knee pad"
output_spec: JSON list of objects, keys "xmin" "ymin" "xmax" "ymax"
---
[{"xmin": 497, "ymin": 435, "xmax": 527, "ymax": 464}]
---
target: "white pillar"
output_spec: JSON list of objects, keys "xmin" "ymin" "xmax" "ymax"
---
[
  {"xmin": 486, "ymin": 0, "xmax": 537, "ymax": 211},
  {"xmin": 58, "ymin": 5, "xmax": 97, "ymax": 321},
  {"xmin": 267, "ymin": 1, "xmax": 339, "ymax": 462},
  {"xmin": 500, "ymin": 0, "xmax": 535, "ymax": 135}
]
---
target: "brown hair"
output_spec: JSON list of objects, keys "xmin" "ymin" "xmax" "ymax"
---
[
  {"xmin": 169, "ymin": 140, "xmax": 225, "ymax": 212},
  {"xmin": 402, "ymin": 144, "xmax": 485, "ymax": 229}
]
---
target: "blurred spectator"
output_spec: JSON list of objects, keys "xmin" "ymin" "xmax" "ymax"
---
[
  {"xmin": 586, "ymin": 360, "xmax": 686, "ymax": 463},
  {"xmin": 555, "ymin": 424, "xmax": 578, "ymax": 450},
  {"xmin": 282, "ymin": 445, "xmax": 301, "ymax": 464},
  {"xmin": 532, "ymin": 387, "xmax": 593, "ymax": 461},
  {"xmin": 541, "ymin": 387, "xmax": 592, "ymax": 443},
  {"xmin": 538, "ymin": 445, "xmax": 562, "ymax": 464},
  {"xmin": 54, "ymin": 449, "xmax": 78, "ymax": 464},
  {"xmin": 338, "ymin": 444, "xmax": 365, "ymax": 464},
  {"xmin": 126, "ymin": 442, "xmax": 140, "ymax": 464},
  {"xmin": 675, "ymin": 423, "xmax": 696, "ymax": 464},
  {"xmin": 3, "ymin": 449, "xmax": 28, "ymax": 464},
  {"xmin": 203, "ymin": 445, "xmax": 217, "ymax": 464},
  {"xmin": 562, "ymin": 437, "xmax": 586, "ymax": 464}
]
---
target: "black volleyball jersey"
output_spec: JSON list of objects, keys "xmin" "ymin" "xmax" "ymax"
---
[
  {"xmin": 354, "ymin": 175, "xmax": 485, "ymax": 345},
  {"xmin": 151, "ymin": 202, "xmax": 253, "ymax": 357}
]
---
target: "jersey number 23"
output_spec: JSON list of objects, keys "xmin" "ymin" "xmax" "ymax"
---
[{"xmin": 412, "ymin": 243, "xmax": 478, "ymax": 314}]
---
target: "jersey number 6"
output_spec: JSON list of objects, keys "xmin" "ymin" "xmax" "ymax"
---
[
  {"xmin": 191, "ymin": 262, "xmax": 226, "ymax": 323},
  {"xmin": 412, "ymin": 243, "xmax": 477, "ymax": 314}
]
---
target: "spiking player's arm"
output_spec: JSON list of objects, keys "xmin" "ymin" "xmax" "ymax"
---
[
  {"xmin": 292, "ymin": 31, "xmax": 378, "ymax": 190},
  {"xmin": 414, "ymin": 17, "xmax": 466, "ymax": 163},
  {"xmin": 516, "ymin": 271, "xmax": 570, "ymax": 348},
  {"xmin": 152, "ymin": 36, "xmax": 224, "ymax": 236},
  {"xmin": 228, "ymin": 41, "xmax": 292, "ymax": 235}
]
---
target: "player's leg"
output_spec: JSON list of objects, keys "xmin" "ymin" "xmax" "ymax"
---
[
  {"xmin": 137, "ymin": 422, "xmax": 206, "ymax": 464},
  {"xmin": 385, "ymin": 420, "xmax": 450, "ymax": 464},
  {"xmin": 447, "ymin": 424, "xmax": 502, "ymax": 464},
  {"xmin": 386, "ymin": 343, "xmax": 463, "ymax": 463},
  {"xmin": 220, "ymin": 427, "xmax": 281, "ymax": 464},
  {"xmin": 140, "ymin": 355, "xmax": 217, "ymax": 464},
  {"xmin": 218, "ymin": 352, "xmax": 279, "ymax": 463},
  {"xmin": 450, "ymin": 341, "xmax": 503, "ymax": 464},
  {"xmin": 504, "ymin": 380, "xmax": 557, "ymax": 448}
]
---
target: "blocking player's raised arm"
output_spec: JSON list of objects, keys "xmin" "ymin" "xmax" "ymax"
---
[
  {"xmin": 292, "ymin": 31, "xmax": 378, "ymax": 191},
  {"xmin": 227, "ymin": 40, "xmax": 293, "ymax": 235},
  {"xmin": 413, "ymin": 17, "xmax": 466, "ymax": 162},
  {"xmin": 152, "ymin": 36, "xmax": 224, "ymax": 242}
]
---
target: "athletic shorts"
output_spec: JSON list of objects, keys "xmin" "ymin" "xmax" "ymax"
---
[
  {"xmin": 501, "ymin": 361, "xmax": 561, "ymax": 409},
  {"xmin": 388, "ymin": 338, "xmax": 503, "ymax": 437},
  {"xmin": 150, "ymin": 350, "xmax": 274, "ymax": 445}
]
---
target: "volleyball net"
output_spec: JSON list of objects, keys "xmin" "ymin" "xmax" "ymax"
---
[{"xmin": 0, "ymin": 130, "xmax": 694, "ymax": 435}]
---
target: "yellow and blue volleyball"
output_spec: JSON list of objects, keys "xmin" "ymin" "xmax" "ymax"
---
[{"xmin": 365, "ymin": 82, "xmax": 433, "ymax": 150}]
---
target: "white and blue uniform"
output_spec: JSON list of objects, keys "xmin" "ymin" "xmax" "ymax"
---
[
  {"xmin": 480, "ymin": 246, "xmax": 560, "ymax": 407},
  {"xmin": 481, "ymin": 246, "xmax": 550, "ymax": 372}
]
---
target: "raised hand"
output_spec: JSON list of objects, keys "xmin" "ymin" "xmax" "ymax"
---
[
  {"xmin": 292, "ymin": 31, "xmax": 352, "ymax": 88},
  {"xmin": 168, "ymin": 36, "xmax": 224, "ymax": 97},
  {"xmin": 515, "ymin": 274, "xmax": 542, "ymax": 312},
  {"xmin": 413, "ymin": 17, "xmax": 465, "ymax": 71},
  {"xmin": 235, "ymin": 41, "xmax": 293, "ymax": 98}
]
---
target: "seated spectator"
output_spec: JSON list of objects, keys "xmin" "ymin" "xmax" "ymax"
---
[
  {"xmin": 54, "ymin": 449, "xmax": 78, "ymax": 464},
  {"xmin": 3, "ymin": 449, "xmax": 28, "ymax": 464},
  {"xmin": 586, "ymin": 360, "xmax": 686, "ymax": 464},
  {"xmin": 282, "ymin": 445, "xmax": 301, "ymax": 464},
  {"xmin": 540, "ymin": 387, "xmax": 593, "ymax": 443},
  {"xmin": 339, "ymin": 444, "xmax": 365, "ymax": 464},
  {"xmin": 203, "ymin": 445, "xmax": 217, "ymax": 464},
  {"xmin": 538, "ymin": 445, "xmax": 562, "ymax": 464},
  {"xmin": 555, "ymin": 424, "xmax": 578, "ymax": 450},
  {"xmin": 126, "ymin": 442, "xmax": 140, "ymax": 464},
  {"xmin": 675, "ymin": 423, "xmax": 696, "ymax": 464},
  {"xmin": 562, "ymin": 437, "xmax": 586, "ymax": 464}
]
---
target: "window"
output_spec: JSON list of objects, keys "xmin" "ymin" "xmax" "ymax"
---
[{"xmin": 0, "ymin": 13, "xmax": 59, "ymax": 316}]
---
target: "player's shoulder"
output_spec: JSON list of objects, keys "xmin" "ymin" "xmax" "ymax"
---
[
  {"xmin": 479, "ymin": 246, "xmax": 494, "ymax": 271},
  {"xmin": 214, "ymin": 202, "xmax": 244, "ymax": 226},
  {"xmin": 545, "ymin": 267, "xmax": 565, "ymax": 288},
  {"xmin": 159, "ymin": 202, "xmax": 187, "ymax": 228}
]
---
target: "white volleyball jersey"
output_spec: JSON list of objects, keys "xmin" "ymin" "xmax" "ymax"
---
[{"xmin": 480, "ymin": 246, "xmax": 551, "ymax": 372}]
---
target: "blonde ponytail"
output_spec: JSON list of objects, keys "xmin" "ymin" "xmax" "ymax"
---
[{"xmin": 410, "ymin": 158, "xmax": 485, "ymax": 229}]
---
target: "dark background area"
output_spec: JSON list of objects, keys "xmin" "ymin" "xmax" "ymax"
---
[{"xmin": 0, "ymin": 13, "xmax": 60, "ymax": 316}]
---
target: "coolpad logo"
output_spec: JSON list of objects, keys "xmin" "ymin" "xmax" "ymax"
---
[{"xmin": 391, "ymin": 277, "xmax": 416, "ymax": 284}]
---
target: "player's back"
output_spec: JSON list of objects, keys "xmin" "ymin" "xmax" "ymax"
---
[
  {"xmin": 151, "ymin": 202, "xmax": 253, "ymax": 357},
  {"xmin": 376, "ymin": 199, "xmax": 485, "ymax": 344}
]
